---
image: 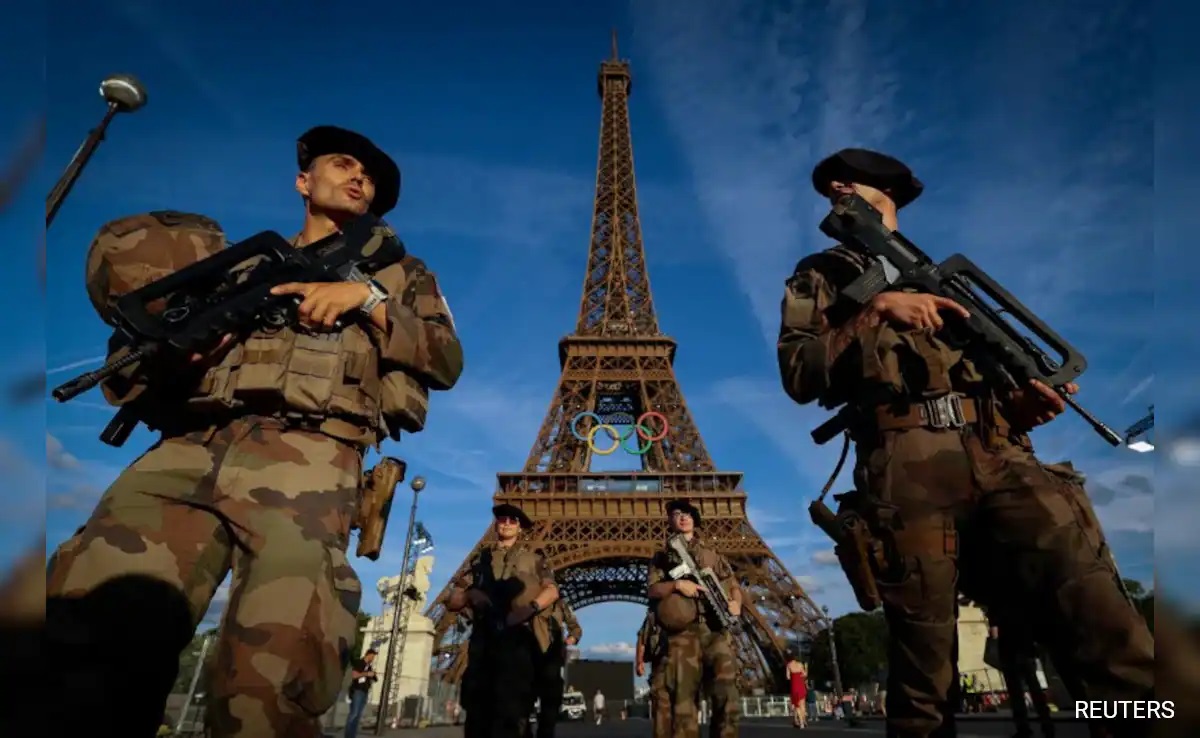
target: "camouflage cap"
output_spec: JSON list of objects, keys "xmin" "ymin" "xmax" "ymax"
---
[{"xmin": 85, "ymin": 210, "xmax": 225, "ymax": 326}]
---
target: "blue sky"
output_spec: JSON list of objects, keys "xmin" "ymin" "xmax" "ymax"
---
[{"xmin": 24, "ymin": 0, "xmax": 1192, "ymax": 664}]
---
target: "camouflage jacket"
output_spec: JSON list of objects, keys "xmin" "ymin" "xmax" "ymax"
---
[
  {"xmin": 776, "ymin": 244, "xmax": 992, "ymax": 410},
  {"xmin": 548, "ymin": 597, "xmax": 583, "ymax": 642}
]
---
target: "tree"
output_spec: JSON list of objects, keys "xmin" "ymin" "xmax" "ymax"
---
[
  {"xmin": 1122, "ymin": 578, "xmax": 1146, "ymax": 599},
  {"xmin": 807, "ymin": 611, "xmax": 889, "ymax": 691},
  {"xmin": 352, "ymin": 611, "xmax": 372, "ymax": 657}
]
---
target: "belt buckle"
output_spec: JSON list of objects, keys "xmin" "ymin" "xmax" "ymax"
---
[{"xmin": 924, "ymin": 395, "xmax": 966, "ymax": 429}]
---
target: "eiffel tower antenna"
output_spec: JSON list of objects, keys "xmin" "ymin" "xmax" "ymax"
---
[{"xmin": 424, "ymin": 36, "xmax": 825, "ymax": 693}]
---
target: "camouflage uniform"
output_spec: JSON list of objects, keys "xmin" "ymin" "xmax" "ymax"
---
[
  {"xmin": 47, "ymin": 203, "xmax": 463, "ymax": 738},
  {"xmin": 777, "ymin": 167, "xmax": 1155, "ymax": 736},
  {"xmin": 457, "ymin": 535, "xmax": 558, "ymax": 738},
  {"xmin": 528, "ymin": 597, "xmax": 582, "ymax": 738},
  {"xmin": 647, "ymin": 533, "xmax": 741, "ymax": 738},
  {"xmin": 637, "ymin": 608, "xmax": 668, "ymax": 733}
]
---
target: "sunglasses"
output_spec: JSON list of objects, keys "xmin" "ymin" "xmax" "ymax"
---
[{"xmin": 495, "ymin": 516, "xmax": 520, "ymax": 525}]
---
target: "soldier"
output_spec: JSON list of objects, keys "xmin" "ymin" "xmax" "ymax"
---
[
  {"xmin": 646, "ymin": 499, "xmax": 742, "ymax": 738},
  {"xmin": 45, "ymin": 125, "xmax": 464, "ymax": 738},
  {"xmin": 527, "ymin": 595, "xmax": 582, "ymax": 738},
  {"xmin": 776, "ymin": 147, "xmax": 1155, "ymax": 738},
  {"xmin": 986, "ymin": 609, "xmax": 1055, "ymax": 738},
  {"xmin": 635, "ymin": 607, "xmax": 666, "ymax": 727},
  {"xmin": 447, "ymin": 503, "xmax": 560, "ymax": 738}
]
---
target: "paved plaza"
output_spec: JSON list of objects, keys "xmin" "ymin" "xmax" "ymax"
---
[{"xmin": 355, "ymin": 714, "xmax": 1095, "ymax": 738}]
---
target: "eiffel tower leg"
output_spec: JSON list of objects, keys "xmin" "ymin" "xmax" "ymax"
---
[{"xmin": 421, "ymin": 36, "xmax": 828, "ymax": 700}]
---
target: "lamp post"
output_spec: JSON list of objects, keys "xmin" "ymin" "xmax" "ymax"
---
[
  {"xmin": 47, "ymin": 74, "xmax": 147, "ymax": 227},
  {"xmin": 374, "ymin": 475, "xmax": 427, "ymax": 735},
  {"xmin": 175, "ymin": 632, "xmax": 213, "ymax": 734},
  {"xmin": 823, "ymin": 606, "xmax": 846, "ymax": 720},
  {"xmin": 1124, "ymin": 406, "xmax": 1154, "ymax": 453}
]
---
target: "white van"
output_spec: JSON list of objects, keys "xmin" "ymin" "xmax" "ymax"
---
[{"xmin": 560, "ymin": 691, "xmax": 586, "ymax": 721}]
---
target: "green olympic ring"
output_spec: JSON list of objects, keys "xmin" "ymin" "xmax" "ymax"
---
[{"xmin": 571, "ymin": 411, "xmax": 669, "ymax": 455}]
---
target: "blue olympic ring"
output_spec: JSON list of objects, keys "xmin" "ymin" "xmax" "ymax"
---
[{"xmin": 570, "ymin": 411, "xmax": 669, "ymax": 456}]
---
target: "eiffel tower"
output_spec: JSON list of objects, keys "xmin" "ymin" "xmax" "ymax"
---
[{"xmin": 424, "ymin": 32, "xmax": 826, "ymax": 692}]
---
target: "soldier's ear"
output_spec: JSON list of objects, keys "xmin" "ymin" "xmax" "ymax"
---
[{"xmin": 296, "ymin": 170, "xmax": 312, "ymax": 198}]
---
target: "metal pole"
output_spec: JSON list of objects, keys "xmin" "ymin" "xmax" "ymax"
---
[
  {"xmin": 46, "ymin": 105, "xmax": 118, "ymax": 226},
  {"xmin": 823, "ymin": 606, "xmax": 845, "ymax": 718},
  {"xmin": 47, "ymin": 74, "xmax": 147, "ymax": 228},
  {"xmin": 374, "ymin": 478, "xmax": 424, "ymax": 735},
  {"xmin": 176, "ymin": 632, "xmax": 213, "ymax": 734}
]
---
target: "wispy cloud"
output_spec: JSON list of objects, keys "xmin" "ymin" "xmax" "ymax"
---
[
  {"xmin": 811, "ymin": 549, "xmax": 838, "ymax": 567},
  {"xmin": 632, "ymin": 1, "xmax": 1151, "ymax": 355},
  {"xmin": 46, "ymin": 433, "xmax": 80, "ymax": 470},
  {"xmin": 1121, "ymin": 375, "xmax": 1153, "ymax": 406},
  {"xmin": 586, "ymin": 641, "xmax": 635, "ymax": 658},
  {"xmin": 794, "ymin": 574, "xmax": 825, "ymax": 595},
  {"xmin": 47, "ymin": 355, "xmax": 105, "ymax": 375}
]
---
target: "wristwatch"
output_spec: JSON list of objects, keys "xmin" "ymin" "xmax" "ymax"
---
[
  {"xmin": 348, "ymin": 266, "xmax": 389, "ymax": 314},
  {"xmin": 530, "ymin": 601, "xmax": 542, "ymax": 614},
  {"xmin": 359, "ymin": 279, "xmax": 388, "ymax": 314}
]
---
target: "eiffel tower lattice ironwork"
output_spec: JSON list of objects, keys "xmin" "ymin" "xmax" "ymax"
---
[{"xmin": 424, "ymin": 32, "xmax": 826, "ymax": 692}]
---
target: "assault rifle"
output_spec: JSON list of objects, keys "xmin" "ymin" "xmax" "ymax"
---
[
  {"xmin": 51, "ymin": 214, "xmax": 406, "ymax": 447},
  {"xmin": 815, "ymin": 194, "xmax": 1122, "ymax": 447},
  {"xmin": 666, "ymin": 535, "xmax": 741, "ymax": 632}
]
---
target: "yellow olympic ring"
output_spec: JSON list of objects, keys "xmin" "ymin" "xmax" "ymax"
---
[{"xmin": 587, "ymin": 424, "xmax": 621, "ymax": 455}]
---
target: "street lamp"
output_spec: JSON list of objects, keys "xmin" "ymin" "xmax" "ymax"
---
[
  {"xmin": 374, "ymin": 475, "xmax": 428, "ymax": 735},
  {"xmin": 48, "ymin": 73, "xmax": 148, "ymax": 227},
  {"xmin": 823, "ymin": 606, "xmax": 845, "ymax": 713},
  {"xmin": 1124, "ymin": 406, "xmax": 1154, "ymax": 453}
]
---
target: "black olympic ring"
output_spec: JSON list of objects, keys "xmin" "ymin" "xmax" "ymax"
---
[{"xmin": 570, "ymin": 411, "xmax": 669, "ymax": 455}]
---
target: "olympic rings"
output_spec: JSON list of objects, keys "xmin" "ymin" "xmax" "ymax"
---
[{"xmin": 571, "ymin": 411, "xmax": 670, "ymax": 455}]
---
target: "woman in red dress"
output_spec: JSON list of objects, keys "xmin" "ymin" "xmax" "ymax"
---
[{"xmin": 786, "ymin": 651, "xmax": 808, "ymax": 728}]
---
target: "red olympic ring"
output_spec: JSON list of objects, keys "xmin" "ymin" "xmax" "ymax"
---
[{"xmin": 636, "ymin": 411, "xmax": 669, "ymax": 442}]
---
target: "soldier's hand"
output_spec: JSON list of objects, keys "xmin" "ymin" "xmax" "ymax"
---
[
  {"xmin": 505, "ymin": 607, "xmax": 533, "ymax": 627},
  {"xmin": 1007, "ymin": 379, "xmax": 1075, "ymax": 430},
  {"xmin": 869, "ymin": 292, "xmax": 970, "ymax": 331},
  {"xmin": 636, "ymin": 662, "xmax": 646, "ymax": 677},
  {"xmin": 674, "ymin": 580, "xmax": 705, "ymax": 598},
  {"xmin": 189, "ymin": 333, "xmax": 236, "ymax": 365},
  {"xmin": 466, "ymin": 589, "xmax": 492, "ymax": 609},
  {"xmin": 270, "ymin": 281, "xmax": 372, "ymax": 329},
  {"xmin": 566, "ymin": 636, "xmax": 577, "ymax": 646},
  {"xmin": 728, "ymin": 600, "xmax": 742, "ymax": 617}
]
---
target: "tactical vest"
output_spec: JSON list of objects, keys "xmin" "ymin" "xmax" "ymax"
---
[
  {"xmin": 471, "ymin": 542, "xmax": 553, "ymax": 652},
  {"xmin": 652, "ymin": 537, "xmax": 725, "ymax": 633},
  {"xmin": 182, "ymin": 255, "xmax": 436, "ymax": 446},
  {"xmin": 808, "ymin": 245, "xmax": 989, "ymax": 405}
]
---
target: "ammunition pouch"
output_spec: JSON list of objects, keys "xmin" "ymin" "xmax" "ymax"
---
[
  {"xmin": 188, "ymin": 325, "xmax": 384, "ymax": 438},
  {"xmin": 353, "ymin": 457, "xmax": 405, "ymax": 560}
]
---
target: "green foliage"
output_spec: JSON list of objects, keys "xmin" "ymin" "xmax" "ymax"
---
[
  {"xmin": 352, "ymin": 611, "xmax": 372, "ymax": 657},
  {"xmin": 807, "ymin": 611, "xmax": 889, "ymax": 690}
]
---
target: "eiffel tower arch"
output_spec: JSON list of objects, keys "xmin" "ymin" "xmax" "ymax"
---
[{"xmin": 425, "ymin": 32, "xmax": 826, "ymax": 693}]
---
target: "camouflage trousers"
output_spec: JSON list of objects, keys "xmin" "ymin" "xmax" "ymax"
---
[
  {"xmin": 461, "ymin": 626, "xmax": 540, "ymax": 738},
  {"xmin": 46, "ymin": 417, "xmax": 364, "ymax": 738},
  {"xmin": 848, "ymin": 427, "xmax": 1154, "ymax": 738},
  {"xmin": 651, "ymin": 626, "xmax": 739, "ymax": 738}
]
